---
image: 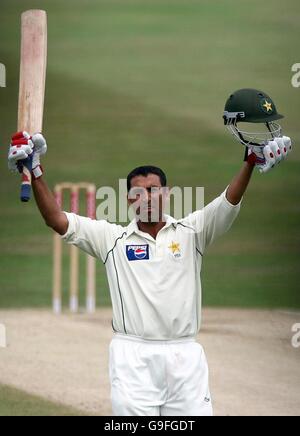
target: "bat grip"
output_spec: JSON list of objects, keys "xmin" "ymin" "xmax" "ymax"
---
[{"xmin": 20, "ymin": 155, "xmax": 33, "ymax": 202}]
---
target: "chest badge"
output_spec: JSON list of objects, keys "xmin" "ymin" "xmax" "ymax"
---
[
  {"xmin": 168, "ymin": 241, "xmax": 182, "ymax": 259},
  {"xmin": 126, "ymin": 245, "xmax": 150, "ymax": 261}
]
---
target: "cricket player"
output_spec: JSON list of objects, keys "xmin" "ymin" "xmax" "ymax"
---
[{"xmin": 8, "ymin": 89, "xmax": 291, "ymax": 416}]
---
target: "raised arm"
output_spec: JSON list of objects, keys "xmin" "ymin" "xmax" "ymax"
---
[
  {"xmin": 32, "ymin": 176, "xmax": 68, "ymax": 235},
  {"xmin": 226, "ymin": 162, "xmax": 254, "ymax": 205},
  {"xmin": 8, "ymin": 132, "xmax": 68, "ymax": 235}
]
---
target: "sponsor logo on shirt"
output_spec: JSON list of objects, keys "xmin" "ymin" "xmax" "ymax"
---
[{"xmin": 126, "ymin": 245, "xmax": 150, "ymax": 261}]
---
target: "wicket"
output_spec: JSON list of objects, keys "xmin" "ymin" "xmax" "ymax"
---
[{"xmin": 53, "ymin": 183, "xmax": 97, "ymax": 314}]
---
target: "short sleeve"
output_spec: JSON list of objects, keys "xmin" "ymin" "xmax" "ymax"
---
[
  {"xmin": 185, "ymin": 188, "xmax": 242, "ymax": 254},
  {"xmin": 61, "ymin": 212, "xmax": 110, "ymax": 262}
]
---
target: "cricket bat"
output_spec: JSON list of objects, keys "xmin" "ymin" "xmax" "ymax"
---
[{"xmin": 18, "ymin": 10, "xmax": 47, "ymax": 202}]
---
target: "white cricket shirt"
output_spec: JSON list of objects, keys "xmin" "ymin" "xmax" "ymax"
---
[{"xmin": 62, "ymin": 188, "xmax": 241, "ymax": 340}]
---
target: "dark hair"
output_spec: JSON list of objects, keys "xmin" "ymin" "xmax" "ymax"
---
[{"xmin": 127, "ymin": 166, "xmax": 167, "ymax": 192}]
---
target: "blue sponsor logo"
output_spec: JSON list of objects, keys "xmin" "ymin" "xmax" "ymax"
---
[{"xmin": 126, "ymin": 245, "xmax": 149, "ymax": 261}]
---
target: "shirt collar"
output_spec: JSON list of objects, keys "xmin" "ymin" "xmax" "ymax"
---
[{"xmin": 126, "ymin": 215, "xmax": 177, "ymax": 239}]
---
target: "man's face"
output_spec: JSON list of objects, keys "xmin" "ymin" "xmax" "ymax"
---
[{"xmin": 127, "ymin": 174, "xmax": 169, "ymax": 223}]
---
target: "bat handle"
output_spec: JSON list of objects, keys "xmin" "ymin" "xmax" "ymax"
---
[{"xmin": 20, "ymin": 155, "xmax": 33, "ymax": 202}]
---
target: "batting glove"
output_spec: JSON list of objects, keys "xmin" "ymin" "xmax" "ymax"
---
[
  {"xmin": 245, "ymin": 136, "xmax": 292, "ymax": 173},
  {"xmin": 8, "ymin": 131, "xmax": 47, "ymax": 179}
]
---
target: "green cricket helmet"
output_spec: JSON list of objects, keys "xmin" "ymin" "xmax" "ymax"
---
[{"xmin": 223, "ymin": 88, "xmax": 284, "ymax": 147}]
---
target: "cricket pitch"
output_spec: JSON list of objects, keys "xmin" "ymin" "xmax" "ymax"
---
[{"xmin": 0, "ymin": 308, "xmax": 299, "ymax": 416}]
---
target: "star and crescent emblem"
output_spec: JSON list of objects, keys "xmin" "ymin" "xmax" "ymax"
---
[
  {"xmin": 168, "ymin": 242, "xmax": 181, "ymax": 255},
  {"xmin": 262, "ymin": 100, "xmax": 273, "ymax": 112}
]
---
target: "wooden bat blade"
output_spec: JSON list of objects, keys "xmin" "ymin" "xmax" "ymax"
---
[
  {"xmin": 18, "ymin": 10, "xmax": 47, "ymax": 202},
  {"xmin": 18, "ymin": 10, "xmax": 47, "ymax": 133}
]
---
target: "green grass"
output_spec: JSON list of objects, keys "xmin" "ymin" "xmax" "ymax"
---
[
  {"xmin": 0, "ymin": 384, "xmax": 89, "ymax": 416},
  {"xmin": 0, "ymin": 0, "xmax": 299, "ymax": 309}
]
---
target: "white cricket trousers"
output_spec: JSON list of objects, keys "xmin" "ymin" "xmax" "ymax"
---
[{"xmin": 109, "ymin": 334, "xmax": 213, "ymax": 416}]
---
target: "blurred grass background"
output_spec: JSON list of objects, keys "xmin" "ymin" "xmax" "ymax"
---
[
  {"xmin": 0, "ymin": 383, "xmax": 88, "ymax": 416},
  {"xmin": 0, "ymin": 0, "xmax": 299, "ymax": 309}
]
